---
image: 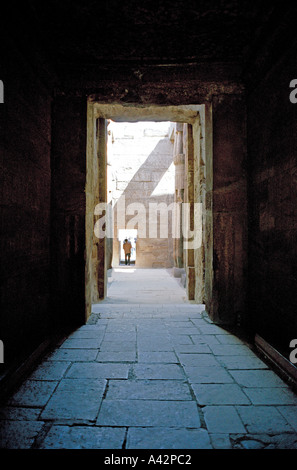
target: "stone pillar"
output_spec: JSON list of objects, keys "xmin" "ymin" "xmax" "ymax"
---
[
  {"xmin": 106, "ymin": 200, "xmax": 113, "ymax": 271},
  {"xmin": 192, "ymin": 117, "xmax": 205, "ymax": 304},
  {"xmin": 96, "ymin": 118, "xmax": 108, "ymax": 299},
  {"xmin": 184, "ymin": 123, "xmax": 195, "ymax": 300},
  {"xmin": 173, "ymin": 123, "xmax": 185, "ymax": 277}
]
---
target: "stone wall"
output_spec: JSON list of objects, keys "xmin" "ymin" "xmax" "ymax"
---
[
  {"xmin": 246, "ymin": 24, "xmax": 297, "ymax": 358},
  {"xmin": 0, "ymin": 37, "xmax": 55, "ymax": 370},
  {"xmin": 107, "ymin": 121, "xmax": 175, "ymax": 268},
  {"xmin": 50, "ymin": 96, "xmax": 87, "ymax": 328},
  {"xmin": 210, "ymin": 95, "xmax": 248, "ymax": 326}
]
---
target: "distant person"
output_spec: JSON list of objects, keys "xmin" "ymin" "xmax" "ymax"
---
[{"xmin": 123, "ymin": 238, "xmax": 132, "ymax": 265}]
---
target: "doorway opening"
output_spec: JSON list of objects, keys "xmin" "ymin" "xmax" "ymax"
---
[
  {"xmin": 107, "ymin": 120, "xmax": 175, "ymax": 271},
  {"xmin": 85, "ymin": 102, "xmax": 212, "ymax": 317},
  {"xmin": 118, "ymin": 229, "xmax": 137, "ymax": 265}
]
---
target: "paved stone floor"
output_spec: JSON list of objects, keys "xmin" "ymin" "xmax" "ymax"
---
[{"xmin": 1, "ymin": 268, "xmax": 297, "ymax": 449}]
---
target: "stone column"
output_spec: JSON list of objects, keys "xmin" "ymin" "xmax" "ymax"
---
[
  {"xmin": 173, "ymin": 123, "xmax": 185, "ymax": 278},
  {"xmin": 184, "ymin": 124, "xmax": 195, "ymax": 300},
  {"xmin": 96, "ymin": 118, "xmax": 108, "ymax": 299}
]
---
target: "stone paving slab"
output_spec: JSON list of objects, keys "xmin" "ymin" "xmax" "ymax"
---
[
  {"xmin": 133, "ymin": 364, "xmax": 185, "ymax": 380},
  {"xmin": 39, "ymin": 425, "xmax": 126, "ymax": 449},
  {"xmin": 68, "ymin": 328, "xmax": 106, "ymax": 339},
  {"xmin": 164, "ymin": 320, "xmax": 196, "ymax": 328},
  {"xmin": 137, "ymin": 351, "xmax": 178, "ymax": 363},
  {"xmin": 138, "ymin": 333, "xmax": 171, "ymax": 342},
  {"xmin": 105, "ymin": 380, "xmax": 192, "ymax": 400},
  {"xmin": 98, "ymin": 312, "xmax": 125, "ymax": 318},
  {"xmin": 169, "ymin": 335, "xmax": 194, "ymax": 345},
  {"xmin": 190, "ymin": 318, "xmax": 210, "ymax": 325},
  {"xmin": 236, "ymin": 406, "xmax": 294, "ymax": 434},
  {"xmin": 229, "ymin": 369, "xmax": 288, "ymax": 388},
  {"xmin": 198, "ymin": 325, "xmax": 231, "ymax": 335},
  {"xmin": 28, "ymin": 361, "xmax": 70, "ymax": 381},
  {"xmin": 8, "ymin": 380, "xmax": 58, "ymax": 407},
  {"xmin": 175, "ymin": 343, "xmax": 211, "ymax": 353},
  {"xmin": 215, "ymin": 335, "xmax": 247, "ymax": 345},
  {"xmin": 65, "ymin": 363, "xmax": 130, "ymax": 379},
  {"xmin": 137, "ymin": 339, "xmax": 174, "ymax": 352},
  {"xmin": 97, "ymin": 400, "xmax": 201, "ymax": 427},
  {"xmin": 168, "ymin": 327, "xmax": 201, "ymax": 335},
  {"xmin": 0, "ymin": 407, "xmax": 42, "ymax": 421},
  {"xmin": 104, "ymin": 332, "xmax": 136, "ymax": 342},
  {"xmin": 126, "ymin": 427, "xmax": 212, "ymax": 449},
  {"xmin": 209, "ymin": 344, "xmax": 256, "ymax": 356},
  {"xmin": 230, "ymin": 433, "xmax": 297, "ymax": 449},
  {"xmin": 46, "ymin": 348, "xmax": 98, "ymax": 362},
  {"xmin": 190, "ymin": 335, "xmax": 221, "ymax": 345},
  {"xmin": 192, "ymin": 384, "xmax": 251, "ymax": 405},
  {"xmin": 209, "ymin": 433, "xmax": 232, "ymax": 449},
  {"xmin": 243, "ymin": 387, "xmax": 297, "ymax": 405},
  {"xmin": 0, "ymin": 420, "xmax": 44, "ymax": 449},
  {"xmin": 96, "ymin": 351, "xmax": 136, "ymax": 362},
  {"xmin": 60, "ymin": 338, "xmax": 103, "ymax": 349},
  {"xmin": 202, "ymin": 406, "xmax": 246, "ymax": 434},
  {"xmin": 183, "ymin": 366, "xmax": 235, "ymax": 384},
  {"xmin": 177, "ymin": 353, "xmax": 221, "ymax": 367},
  {"xmin": 41, "ymin": 379, "xmax": 106, "ymax": 421},
  {"xmin": 173, "ymin": 343, "xmax": 216, "ymax": 353},
  {"xmin": 277, "ymin": 406, "xmax": 297, "ymax": 432},
  {"xmin": 137, "ymin": 318, "xmax": 168, "ymax": 325},
  {"xmin": 217, "ymin": 355, "xmax": 269, "ymax": 370},
  {"xmin": 99, "ymin": 341, "xmax": 136, "ymax": 352},
  {"xmin": 105, "ymin": 323, "xmax": 136, "ymax": 333},
  {"xmin": 137, "ymin": 325, "xmax": 170, "ymax": 333}
]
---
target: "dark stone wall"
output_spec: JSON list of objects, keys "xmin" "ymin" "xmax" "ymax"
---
[
  {"xmin": 211, "ymin": 94, "xmax": 248, "ymax": 325},
  {"xmin": 50, "ymin": 96, "xmax": 87, "ymax": 329},
  {"xmin": 247, "ymin": 31, "xmax": 297, "ymax": 358},
  {"xmin": 0, "ymin": 57, "xmax": 86, "ymax": 372},
  {"xmin": 0, "ymin": 39, "xmax": 54, "ymax": 371}
]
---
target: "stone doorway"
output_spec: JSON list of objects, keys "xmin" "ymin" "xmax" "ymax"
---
[{"xmin": 85, "ymin": 102, "xmax": 209, "ymax": 321}]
